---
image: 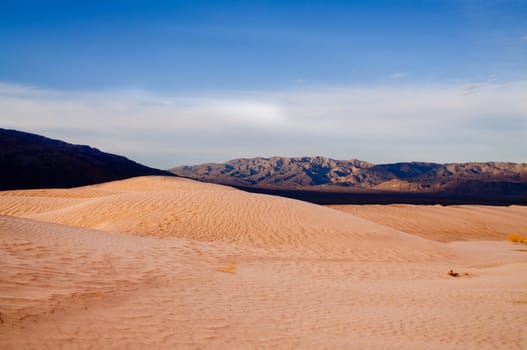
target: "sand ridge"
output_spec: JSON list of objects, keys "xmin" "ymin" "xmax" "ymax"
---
[{"xmin": 0, "ymin": 176, "xmax": 451, "ymax": 261}]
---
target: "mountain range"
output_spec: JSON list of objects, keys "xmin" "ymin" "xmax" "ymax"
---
[
  {"xmin": 171, "ymin": 156, "xmax": 527, "ymax": 198},
  {"xmin": 1, "ymin": 128, "xmax": 526, "ymax": 204}
]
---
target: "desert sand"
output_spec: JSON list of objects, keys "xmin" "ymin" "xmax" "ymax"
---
[
  {"xmin": 1, "ymin": 176, "xmax": 526, "ymax": 349},
  {"xmin": 328, "ymin": 204, "xmax": 527, "ymax": 242}
]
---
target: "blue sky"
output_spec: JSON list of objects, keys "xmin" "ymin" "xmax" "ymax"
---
[{"xmin": 1, "ymin": 0, "xmax": 526, "ymax": 167}]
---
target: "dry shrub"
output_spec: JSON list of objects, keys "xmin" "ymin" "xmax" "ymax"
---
[
  {"xmin": 508, "ymin": 233, "xmax": 527, "ymax": 243},
  {"xmin": 448, "ymin": 269, "xmax": 471, "ymax": 278},
  {"xmin": 448, "ymin": 270, "xmax": 460, "ymax": 277},
  {"xmin": 217, "ymin": 263, "xmax": 237, "ymax": 274}
]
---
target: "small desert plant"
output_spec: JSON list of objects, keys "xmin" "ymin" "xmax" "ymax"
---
[
  {"xmin": 448, "ymin": 269, "xmax": 460, "ymax": 277},
  {"xmin": 508, "ymin": 233, "xmax": 527, "ymax": 244},
  {"xmin": 217, "ymin": 263, "xmax": 237, "ymax": 274},
  {"xmin": 448, "ymin": 269, "xmax": 470, "ymax": 278}
]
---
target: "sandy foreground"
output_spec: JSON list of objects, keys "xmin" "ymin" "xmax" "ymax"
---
[{"xmin": 1, "ymin": 176, "xmax": 526, "ymax": 349}]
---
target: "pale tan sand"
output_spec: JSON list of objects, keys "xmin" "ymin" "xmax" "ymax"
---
[
  {"xmin": 1, "ymin": 176, "xmax": 527, "ymax": 349},
  {"xmin": 329, "ymin": 204, "xmax": 527, "ymax": 242},
  {"xmin": 0, "ymin": 176, "xmax": 451, "ymax": 261}
]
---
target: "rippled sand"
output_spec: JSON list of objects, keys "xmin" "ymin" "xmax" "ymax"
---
[{"xmin": 1, "ymin": 176, "xmax": 526, "ymax": 349}]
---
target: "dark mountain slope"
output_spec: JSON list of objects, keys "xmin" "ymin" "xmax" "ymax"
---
[{"xmin": 0, "ymin": 128, "xmax": 171, "ymax": 190}]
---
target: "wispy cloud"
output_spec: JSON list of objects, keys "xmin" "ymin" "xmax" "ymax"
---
[
  {"xmin": 1, "ymin": 81, "xmax": 526, "ymax": 167},
  {"xmin": 462, "ymin": 83, "xmax": 482, "ymax": 95},
  {"xmin": 390, "ymin": 72, "xmax": 408, "ymax": 79},
  {"xmin": 521, "ymin": 35, "xmax": 527, "ymax": 41}
]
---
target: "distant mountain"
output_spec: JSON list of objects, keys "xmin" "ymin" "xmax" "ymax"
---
[
  {"xmin": 172, "ymin": 156, "xmax": 372, "ymax": 187},
  {"xmin": 170, "ymin": 156, "xmax": 527, "ymax": 198},
  {"xmin": 0, "ymin": 128, "xmax": 171, "ymax": 190}
]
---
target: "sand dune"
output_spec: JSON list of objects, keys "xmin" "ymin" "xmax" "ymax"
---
[
  {"xmin": 1, "ymin": 176, "xmax": 527, "ymax": 349},
  {"xmin": 329, "ymin": 204, "xmax": 527, "ymax": 242},
  {"xmin": 0, "ymin": 176, "xmax": 450, "ymax": 261}
]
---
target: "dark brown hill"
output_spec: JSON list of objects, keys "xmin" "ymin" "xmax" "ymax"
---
[{"xmin": 0, "ymin": 129, "xmax": 171, "ymax": 190}]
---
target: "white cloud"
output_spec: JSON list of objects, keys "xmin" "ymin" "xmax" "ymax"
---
[
  {"xmin": 390, "ymin": 72, "xmax": 408, "ymax": 79},
  {"xmin": 521, "ymin": 35, "xmax": 527, "ymax": 41},
  {"xmin": 202, "ymin": 100, "xmax": 285, "ymax": 126},
  {"xmin": 1, "ymin": 80, "xmax": 526, "ymax": 167}
]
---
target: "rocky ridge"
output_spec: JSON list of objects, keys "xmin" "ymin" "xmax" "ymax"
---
[{"xmin": 171, "ymin": 156, "xmax": 527, "ymax": 195}]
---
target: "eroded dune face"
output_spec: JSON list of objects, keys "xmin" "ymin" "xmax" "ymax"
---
[{"xmin": 0, "ymin": 176, "xmax": 449, "ymax": 261}]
